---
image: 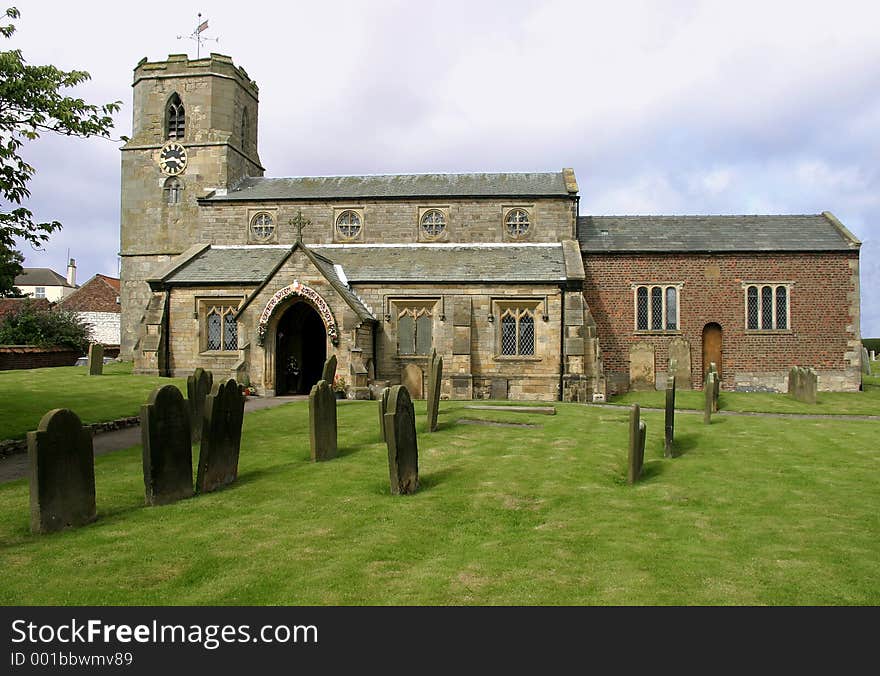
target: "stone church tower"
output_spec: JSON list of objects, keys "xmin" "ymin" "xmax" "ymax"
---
[{"xmin": 119, "ymin": 53, "xmax": 263, "ymax": 358}]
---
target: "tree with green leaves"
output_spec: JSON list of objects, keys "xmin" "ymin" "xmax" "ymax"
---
[{"xmin": 0, "ymin": 6, "xmax": 121, "ymax": 296}]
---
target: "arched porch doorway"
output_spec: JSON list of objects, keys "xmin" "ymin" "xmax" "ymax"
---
[{"xmin": 275, "ymin": 301, "xmax": 327, "ymax": 395}]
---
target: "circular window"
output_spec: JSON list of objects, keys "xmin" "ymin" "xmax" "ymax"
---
[
  {"xmin": 250, "ymin": 212, "xmax": 275, "ymax": 240},
  {"xmin": 336, "ymin": 210, "xmax": 362, "ymax": 240},
  {"xmin": 420, "ymin": 209, "xmax": 446, "ymax": 239},
  {"xmin": 505, "ymin": 209, "xmax": 530, "ymax": 237}
]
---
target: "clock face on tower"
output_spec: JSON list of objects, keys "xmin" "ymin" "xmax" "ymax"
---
[{"xmin": 158, "ymin": 141, "xmax": 187, "ymax": 175}]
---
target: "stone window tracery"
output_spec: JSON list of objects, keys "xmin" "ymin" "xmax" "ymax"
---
[
  {"xmin": 250, "ymin": 212, "xmax": 275, "ymax": 241},
  {"xmin": 505, "ymin": 208, "xmax": 531, "ymax": 237},
  {"xmin": 336, "ymin": 210, "xmax": 362, "ymax": 240},
  {"xmin": 420, "ymin": 209, "xmax": 446, "ymax": 239},
  {"xmin": 634, "ymin": 284, "xmax": 680, "ymax": 331},
  {"xmin": 166, "ymin": 93, "xmax": 185, "ymax": 140},
  {"xmin": 164, "ymin": 177, "xmax": 182, "ymax": 205},
  {"xmin": 500, "ymin": 307, "xmax": 535, "ymax": 356},
  {"xmin": 397, "ymin": 307, "xmax": 433, "ymax": 355},
  {"xmin": 745, "ymin": 283, "xmax": 790, "ymax": 330},
  {"xmin": 205, "ymin": 305, "xmax": 238, "ymax": 351}
]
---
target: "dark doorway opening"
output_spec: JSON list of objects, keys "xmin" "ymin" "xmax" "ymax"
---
[
  {"xmin": 275, "ymin": 301, "xmax": 327, "ymax": 395},
  {"xmin": 702, "ymin": 322, "xmax": 723, "ymax": 383}
]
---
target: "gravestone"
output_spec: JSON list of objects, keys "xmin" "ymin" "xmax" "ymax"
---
[
  {"xmin": 87, "ymin": 343, "xmax": 103, "ymax": 376},
  {"xmin": 378, "ymin": 386, "xmax": 391, "ymax": 442},
  {"xmin": 704, "ymin": 372, "xmax": 716, "ymax": 424},
  {"xmin": 789, "ymin": 366, "xmax": 817, "ymax": 404},
  {"xmin": 627, "ymin": 404, "xmax": 646, "ymax": 485},
  {"xmin": 27, "ymin": 408, "xmax": 96, "ymax": 533},
  {"xmin": 861, "ymin": 346, "xmax": 872, "ymax": 376},
  {"xmin": 708, "ymin": 362, "xmax": 720, "ymax": 411},
  {"xmin": 186, "ymin": 368, "xmax": 213, "ymax": 443},
  {"xmin": 196, "ymin": 379, "xmax": 245, "ymax": 493},
  {"xmin": 383, "ymin": 385, "xmax": 419, "ymax": 495},
  {"xmin": 629, "ymin": 342, "xmax": 655, "ymax": 391},
  {"xmin": 402, "ymin": 364, "xmax": 424, "ymax": 399},
  {"xmin": 664, "ymin": 375, "xmax": 676, "ymax": 458},
  {"xmin": 141, "ymin": 385, "xmax": 193, "ymax": 506},
  {"xmin": 667, "ymin": 337, "xmax": 691, "ymax": 388},
  {"xmin": 309, "ymin": 379, "xmax": 338, "ymax": 461},
  {"xmin": 491, "ymin": 377, "xmax": 508, "ymax": 400},
  {"xmin": 322, "ymin": 354, "xmax": 338, "ymax": 384},
  {"xmin": 425, "ymin": 349, "xmax": 443, "ymax": 433}
]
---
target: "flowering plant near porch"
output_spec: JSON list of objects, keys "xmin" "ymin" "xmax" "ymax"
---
[{"xmin": 332, "ymin": 375, "xmax": 347, "ymax": 393}]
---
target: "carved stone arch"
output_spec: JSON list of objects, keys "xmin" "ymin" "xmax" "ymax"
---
[{"xmin": 258, "ymin": 281, "xmax": 339, "ymax": 347}]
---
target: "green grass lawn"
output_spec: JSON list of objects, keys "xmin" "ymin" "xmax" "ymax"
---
[
  {"xmin": 1, "ymin": 399, "xmax": 877, "ymax": 605},
  {"xmin": 0, "ymin": 362, "xmax": 186, "ymax": 440},
  {"xmin": 609, "ymin": 373, "xmax": 880, "ymax": 416}
]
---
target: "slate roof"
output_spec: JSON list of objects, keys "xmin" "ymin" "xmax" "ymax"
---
[
  {"xmin": 578, "ymin": 214, "xmax": 860, "ymax": 253},
  {"xmin": 14, "ymin": 267, "xmax": 74, "ymax": 288},
  {"xmin": 161, "ymin": 243, "xmax": 570, "ymax": 288},
  {"xmin": 203, "ymin": 172, "xmax": 570, "ymax": 201}
]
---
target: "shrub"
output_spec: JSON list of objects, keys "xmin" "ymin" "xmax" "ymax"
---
[
  {"xmin": 862, "ymin": 338, "xmax": 880, "ymax": 353},
  {"xmin": 0, "ymin": 299, "xmax": 91, "ymax": 352}
]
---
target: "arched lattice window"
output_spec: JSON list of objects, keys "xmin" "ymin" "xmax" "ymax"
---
[
  {"xmin": 420, "ymin": 209, "xmax": 446, "ymax": 239},
  {"xmin": 205, "ymin": 305, "xmax": 238, "ymax": 351},
  {"xmin": 635, "ymin": 285, "xmax": 680, "ymax": 331},
  {"xmin": 746, "ymin": 284, "xmax": 789, "ymax": 330},
  {"xmin": 163, "ymin": 177, "xmax": 182, "ymax": 205},
  {"xmin": 397, "ymin": 307, "xmax": 433, "ymax": 355},
  {"xmin": 166, "ymin": 93, "xmax": 185, "ymax": 140},
  {"xmin": 500, "ymin": 308, "xmax": 535, "ymax": 356}
]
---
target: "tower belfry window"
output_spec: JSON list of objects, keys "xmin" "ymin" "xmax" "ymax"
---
[{"xmin": 167, "ymin": 94, "xmax": 185, "ymax": 139}]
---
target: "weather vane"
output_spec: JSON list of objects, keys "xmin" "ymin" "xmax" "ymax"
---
[
  {"xmin": 290, "ymin": 210, "xmax": 311, "ymax": 243},
  {"xmin": 177, "ymin": 13, "xmax": 219, "ymax": 59}
]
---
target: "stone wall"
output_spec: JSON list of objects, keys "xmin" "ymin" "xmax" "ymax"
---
[
  {"xmin": 582, "ymin": 251, "xmax": 861, "ymax": 393},
  {"xmin": 76, "ymin": 311, "xmax": 120, "ymax": 346},
  {"xmin": 0, "ymin": 346, "xmax": 80, "ymax": 371}
]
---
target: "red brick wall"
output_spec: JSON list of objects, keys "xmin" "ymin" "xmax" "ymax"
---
[
  {"xmin": 0, "ymin": 346, "xmax": 81, "ymax": 370},
  {"xmin": 582, "ymin": 252, "xmax": 859, "ymax": 392}
]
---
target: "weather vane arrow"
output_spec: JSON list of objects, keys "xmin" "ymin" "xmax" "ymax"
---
[{"xmin": 177, "ymin": 12, "xmax": 219, "ymax": 59}]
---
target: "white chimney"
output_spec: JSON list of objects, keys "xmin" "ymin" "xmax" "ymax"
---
[{"xmin": 66, "ymin": 258, "xmax": 76, "ymax": 286}]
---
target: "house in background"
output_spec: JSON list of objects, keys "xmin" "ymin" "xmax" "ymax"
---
[
  {"xmin": 14, "ymin": 259, "xmax": 78, "ymax": 301},
  {"xmin": 57, "ymin": 273, "xmax": 121, "ymax": 350}
]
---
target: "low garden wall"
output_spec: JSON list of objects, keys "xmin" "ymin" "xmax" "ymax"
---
[{"xmin": 0, "ymin": 345, "xmax": 81, "ymax": 371}]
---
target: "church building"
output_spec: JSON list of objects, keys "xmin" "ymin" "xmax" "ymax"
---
[{"xmin": 120, "ymin": 54, "xmax": 864, "ymax": 400}]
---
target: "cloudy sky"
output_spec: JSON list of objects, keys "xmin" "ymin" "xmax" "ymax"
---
[{"xmin": 7, "ymin": 0, "xmax": 879, "ymax": 335}]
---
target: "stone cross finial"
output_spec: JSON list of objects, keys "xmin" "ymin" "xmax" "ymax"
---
[{"xmin": 290, "ymin": 209, "xmax": 311, "ymax": 243}]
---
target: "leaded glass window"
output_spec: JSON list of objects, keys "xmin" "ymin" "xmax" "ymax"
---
[
  {"xmin": 746, "ymin": 284, "xmax": 789, "ymax": 330},
  {"xmin": 167, "ymin": 93, "xmax": 185, "ymax": 139},
  {"xmin": 398, "ymin": 307, "xmax": 432, "ymax": 355},
  {"xmin": 420, "ymin": 210, "xmax": 446, "ymax": 239},
  {"xmin": 164, "ymin": 177, "xmax": 182, "ymax": 205},
  {"xmin": 250, "ymin": 212, "xmax": 275, "ymax": 240},
  {"xmin": 635, "ymin": 285, "xmax": 680, "ymax": 332},
  {"xmin": 336, "ymin": 210, "xmax": 362, "ymax": 240},
  {"xmin": 205, "ymin": 305, "xmax": 238, "ymax": 351},
  {"xmin": 505, "ymin": 209, "xmax": 530, "ymax": 237},
  {"xmin": 500, "ymin": 308, "xmax": 536, "ymax": 356}
]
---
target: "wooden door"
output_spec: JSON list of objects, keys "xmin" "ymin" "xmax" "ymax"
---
[{"xmin": 702, "ymin": 323, "xmax": 722, "ymax": 380}]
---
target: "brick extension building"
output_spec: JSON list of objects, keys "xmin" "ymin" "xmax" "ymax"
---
[{"xmin": 119, "ymin": 53, "xmax": 863, "ymax": 399}]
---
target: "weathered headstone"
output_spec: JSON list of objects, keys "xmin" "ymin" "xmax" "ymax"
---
[
  {"xmin": 378, "ymin": 386, "xmax": 391, "ymax": 442},
  {"xmin": 664, "ymin": 375, "xmax": 676, "ymax": 458},
  {"xmin": 704, "ymin": 372, "xmax": 715, "ymax": 424},
  {"xmin": 667, "ymin": 337, "xmax": 692, "ymax": 388},
  {"xmin": 402, "ymin": 364, "xmax": 424, "ymax": 399},
  {"xmin": 384, "ymin": 385, "xmax": 419, "ymax": 495},
  {"xmin": 425, "ymin": 349, "xmax": 443, "ymax": 433},
  {"xmin": 709, "ymin": 362, "xmax": 720, "ymax": 411},
  {"xmin": 309, "ymin": 379, "xmax": 338, "ymax": 462},
  {"xmin": 27, "ymin": 409, "xmax": 96, "ymax": 533},
  {"xmin": 186, "ymin": 367, "xmax": 213, "ymax": 443},
  {"xmin": 861, "ymin": 346, "xmax": 872, "ymax": 376},
  {"xmin": 627, "ymin": 404, "xmax": 646, "ymax": 485},
  {"xmin": 141, "ymin": 385, "xmax": 193, "ymax": 506},
  {"xmin": 196, "ymin": 379, "xmax": 245, "ymax": 493},
  {"xmin": 321, "ymin": 354, "xmax": 338, "ymax": 384},
  {"xmin": 87, "ymin": 343, "xmax": 103, "ymax": 376},
  {"xmin": 491, "ymin": 377, "xmax": 508, "ymax": 400},
  {"xmin": 789, "ymin": 366, "xmax": 817, "ymax": 404},
  {"xmin": 629, "ymin": 342, "xmax": 655, "ymax": 391}
]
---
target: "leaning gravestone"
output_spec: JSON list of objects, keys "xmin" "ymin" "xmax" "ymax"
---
[
  {"xmin": 790, "ymin": 366, "xmax": 818, "ymax": 404},
  {"xmin": 402, "ymin": 364, "xmax": 424, "ymax": 399},
  {"xmin": 708, "ymin": 362, "xmax": 720, "ymax": 411},
  {"xmin": 861, "ymin": 346, "xmax": 872, "ymax": 376},
  {"xmin": 383, "ymin": 385, "xmax": 419, "ymax": 495},
  {"xmin": 704, "ymin": 372, "xmax": 716, "ymax": 424},
  {"xmin": 186, "ymin": 368, "xmax": 213, "ymax": 443},
  {"xmin": 664, "ymin": 375, "xmax": 676, "ymax": 458},
  {"xmin": 309, "ymin": 379, "xmax": 338, "ymax": 461},
  {"xmin": 196, "ymin": 379, "xmax": 245, "ymax": 493},
  {"xmin": 141, "ymin": 385, "xmax": 193, "ymax": 506},
  {"xmin": 321, "ymin": 354, "xmax": 338, "ymax": 384},
  {"xmin": 426, "ymin": 349, "xmax": 443, "ymax": 433},
  {"xmin": 627, "ymin": 404, "xmax": 646, "ymax": 485},
  {"xmin": 27, "ymin": 409, "xmax": 96, "ymax": 533},
  {"xmin": 378, "ymin": 386, "xmax": 391, "ymax": 442},
  {"xmin": 87, "ymin": 343, "xmax": 103, "ymax": 376}
]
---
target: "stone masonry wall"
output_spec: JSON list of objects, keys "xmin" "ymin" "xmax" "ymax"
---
[{"xmin": 583, "ymin": 251, "xmax": 861, "ymax": 393}]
